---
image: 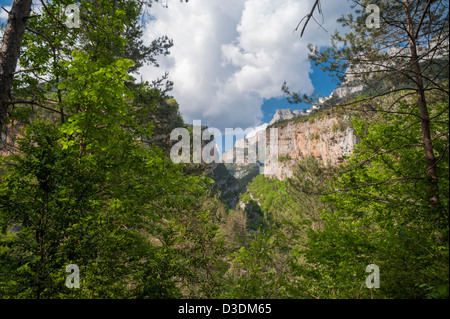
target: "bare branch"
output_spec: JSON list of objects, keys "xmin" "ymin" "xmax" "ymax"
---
[
  {"xmin": 7, "ymin": 100, "xmax": 60, "ymax": 113},
  {"xmin": 13, "ymin": 67, "xmax": 42, "ymax": 75},
  {"xmin": 294, "ymin": 0, "xmax": 327, "ymax": 38}
]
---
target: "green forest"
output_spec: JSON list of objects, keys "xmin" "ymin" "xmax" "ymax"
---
[{"xmin": 0, "ymin": 0, "xmax": 448, "ymax": 299}]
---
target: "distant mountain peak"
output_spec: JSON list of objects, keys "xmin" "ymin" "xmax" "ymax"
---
[{"xmin": 268, "ymin": 108, "xmax": 308, "ymax": 126}]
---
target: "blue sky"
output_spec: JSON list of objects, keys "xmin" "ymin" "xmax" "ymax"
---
[
  {"xmin": 260, "ymin": 62, "xmax": 338, "ymax": 123},
  {"xmin": 0, "ymin": 0, "xmax": 11, "ymax": 7}
]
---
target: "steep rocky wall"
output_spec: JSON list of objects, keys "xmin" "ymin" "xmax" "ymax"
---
[{"xmin": 264, "ymin": 115, "xmax": 359, "ymax": 180}]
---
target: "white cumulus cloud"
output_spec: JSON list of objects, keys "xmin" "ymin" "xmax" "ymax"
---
[{"xmin": 139, "ymin": 0, "xmax": 350, "ymax": 130}]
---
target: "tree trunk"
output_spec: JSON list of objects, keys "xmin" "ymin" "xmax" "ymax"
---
[
  {"xmin": 403, "ymin": 0, "xmax": 440, "ymax": 206},
  {"xmin": 0, "ymin": 0, "xmax": 33, "ymax": 144}
]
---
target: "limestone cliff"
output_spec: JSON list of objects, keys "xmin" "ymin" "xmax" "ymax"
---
[
  {"xmin": 222, "ymin": 107, "xmax": 359, "ymax": 181},
  {"xmin": 268, "ymin": 109, "xmax": 307, "ymax": 125},
  {"xmin": 264, "ymin": 113, "xmax": 359, "ymax": 180}
]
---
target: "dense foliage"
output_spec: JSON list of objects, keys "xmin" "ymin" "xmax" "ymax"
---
[{"xmin": 0, "ymin": 0, "xmax": 448, "ymax": 299}]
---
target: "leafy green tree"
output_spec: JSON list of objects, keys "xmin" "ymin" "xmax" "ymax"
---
[
  {"xmin": 223, "ymin": 232, "xmax": 286, "ymax": 299},
  {"xmin": 299, "ymin": 100, "xmax": 449, "ymax": 299},
  {"xmin": 281, "ymin": 1, "xmax": 448, "ymax": 298},
  {"xmin": 0, "ymin": 49, "xmax": 211, "ymax": 298},
  {"xmin": 284, "ymin": 0, "xmax": 449, "ymax": 207},
  {"xmin": 6, "ymin": 0, "xmax": 175, "ymax": 133},
  {"xmin": 1, "ymin": 0, "xmax": 236, "ymax": 300}
]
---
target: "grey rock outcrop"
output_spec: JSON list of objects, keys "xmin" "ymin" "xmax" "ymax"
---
[{"xmin": 268, "ymin": 109, "xmax": 307, "ymax": 126}]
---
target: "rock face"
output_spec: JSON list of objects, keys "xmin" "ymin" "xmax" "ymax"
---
[
  {"xmin": 268, "ymin": 109, "xmax": 307, "ymax": 126},
  {"xmin": 264, "ymin": 115, "xmax": 359, "ymax": 180},
  {"xmin": 222, "ymin": 108, "xmax": 359, "ymax": 181},
  {"xmin": 293, "ymin": 110, "xmax": 308, "ymax": 117},
  {"xmin": 332, "ymin": 85, "xmax": 364, "ymax": 99},
  {"xmin": 222, "ymin": 123, "xmax": 268, "ymax": 167},
  {"xmin": 222, "ymin": 110, "xmax": 308, "ymax": 166},
  {"xmin": 221, "ymin": 108, "xmax": 359, "ymax": 181}
]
